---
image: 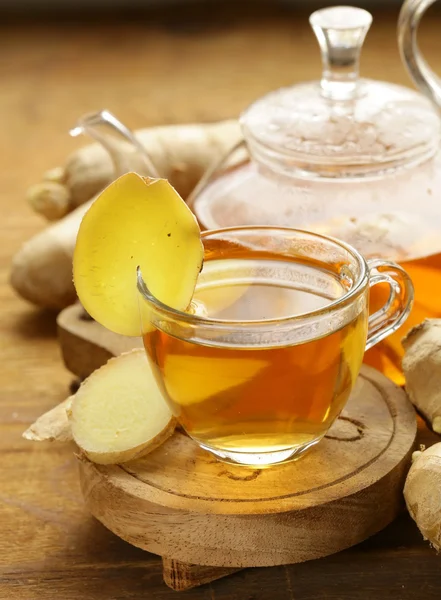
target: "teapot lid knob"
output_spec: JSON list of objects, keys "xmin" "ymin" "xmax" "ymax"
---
[
  {"xmin": 240, "ymin": 4, "xmax": 440, "ymax": 177},
  {"xmin": 310, "ymin": 6, "xmax": 372, "ymax": 101}
]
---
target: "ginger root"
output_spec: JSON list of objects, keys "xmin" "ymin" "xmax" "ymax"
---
[
  {"xmin": 26, "ymin": 181, "xmax": 71, "ymax": 221},
  {"xmin": 23, "ymin": 398, "xmax": 72, "ymax": 442},
  {"xmin": 11, "ymin": 199, "xmax": 94, "ymax": 308},
  {"xmin": 12, "ymin": 119, "xmax": 241, "ymax": 309},
  {"xmin": 404, "ymin": 442, "xmax": 441, "ymax": 551},
  {"xmin": 402, "ymin": 319, "xmax": 441, "ymax": 434},
  {"xmin": 28, "ymin": 120, "xmax": 241, "ymax": 220},
  {"xmin": 23, "ymin": 349, "xmax": 176, "ymax": 465}
]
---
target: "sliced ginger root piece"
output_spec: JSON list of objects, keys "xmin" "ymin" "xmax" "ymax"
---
[
  {"xmin": 73, "ymin": 172, "xmax": 203, "ymax": 337},
  {"xmin": 68, "ymin": 349, "xmax": 176, "ymax": 465},
  {"xmin": 22, "ymin": 350, "xmax": 176, "ymax": 463}
]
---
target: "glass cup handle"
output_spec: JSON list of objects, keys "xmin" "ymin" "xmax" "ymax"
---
[{"xmin": 366, "ymin": 259, "xmax": 414, "ymax": 351}]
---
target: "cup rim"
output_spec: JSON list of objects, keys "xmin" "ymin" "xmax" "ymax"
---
[{"xmin": 137, "ymin": 225, "xmax": 368, "ymax": 329}]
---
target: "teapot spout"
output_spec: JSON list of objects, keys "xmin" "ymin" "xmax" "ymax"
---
[
  {"xmin": 70, "ymin": 109, "xmax": 159, "ymax": 178},
  {"xmin": 398, "ymin": 0, "xmax": 441, "ymax": 109}
]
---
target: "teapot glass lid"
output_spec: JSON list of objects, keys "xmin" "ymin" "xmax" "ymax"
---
[{"xmin": 240, "ymin": 6, "xmax": 440, "ymax": 177}]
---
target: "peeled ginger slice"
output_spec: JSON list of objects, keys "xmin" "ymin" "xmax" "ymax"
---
[
  {"xmin": 69, "ymin": 349, "xmax": 176, "ymax": 465},
  {"xmin": 73, "ymin": 173, "xmax": 204, "ymax": 336}
]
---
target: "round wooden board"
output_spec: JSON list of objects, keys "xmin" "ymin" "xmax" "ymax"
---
[{"xmin": 79, "ymin": 365, "xmax": 416, "ymax": 568}]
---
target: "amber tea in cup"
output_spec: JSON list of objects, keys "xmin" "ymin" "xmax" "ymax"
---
[{"xmin": 139, "ymin": 228, "xmax": 413, "ymax": 467}]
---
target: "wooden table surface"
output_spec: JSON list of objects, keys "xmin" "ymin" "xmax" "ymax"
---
[{"xmin": 2, "ymin": 4, "xmax": 441, "ymax": 599}]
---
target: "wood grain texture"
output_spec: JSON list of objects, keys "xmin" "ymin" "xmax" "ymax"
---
[
  {"xmin": 162, "ymin": 558, "xmax": 241, "ymax": 591},
  {"xmin": 78, "ymin": 367, "xmax": 416, "ymax": 568},
  {"xmin": 58, "ymin": 305, "xmax": 418, "ymax": 587},
  {"xmin": 3, "ymin": 4, "xmax": 441, "ymax": 599},
  {"xmin": 57, "ymin": 304, "xmax": 141, "ymax": 379}
]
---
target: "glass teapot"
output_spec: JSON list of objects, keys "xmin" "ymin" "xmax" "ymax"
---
[
  {"xmin": 188, "ymin": 2, "xmax": 441, "ymax": 384},
  {"xmin": 72, "ymin": 1, "xmax": 441, "ymax": 386}
]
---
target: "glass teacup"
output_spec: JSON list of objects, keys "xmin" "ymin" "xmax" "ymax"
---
[{"xmin": 138, "ymin": 227, "xmax": 413, "ymax": 467}]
